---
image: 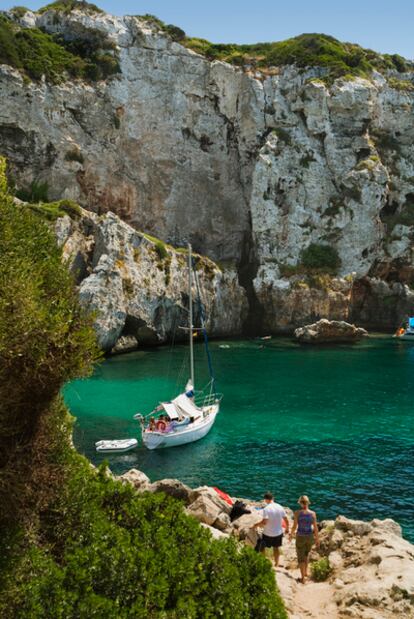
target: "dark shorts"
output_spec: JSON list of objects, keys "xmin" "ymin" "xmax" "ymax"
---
[{"xmin": 256, "ymin": 533, "xmax": 283, "ymax": 551}]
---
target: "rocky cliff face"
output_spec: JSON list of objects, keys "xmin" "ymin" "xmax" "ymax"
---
[
  {"xmin": 54, "ymin": 207, "xmax": 247, "ymax": 351},
  {"xmin": 2, "ymin": 6, "xmax": 414, "ymax": 333}
]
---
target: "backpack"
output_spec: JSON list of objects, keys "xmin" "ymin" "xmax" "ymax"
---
[{"xmin": 230, "ymin": 500, "xmax": 251, "ymax": 522}]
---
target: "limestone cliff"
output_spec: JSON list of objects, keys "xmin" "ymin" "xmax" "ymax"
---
[
  {"xmin": 54, "ymin": 207, "xmax": 247, "ymax": 352},
  {"xmin": 2, "ymin": 5, "xmax": 414, "ymax": 333}
]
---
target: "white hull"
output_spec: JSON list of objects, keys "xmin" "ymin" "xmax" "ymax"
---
[
  {"xmin": 396, "ymin": 331, "xmax": 414, "ymax": 341},
  {"xmin": 95, "ymin": 438, "xmax": 138, "ymax": 453},
  {"xmin": 142, "ymin": 405, "xmax": 219, "ymax": 450}
]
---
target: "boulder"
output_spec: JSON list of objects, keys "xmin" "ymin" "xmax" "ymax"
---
[
  {"xmin": 148, "ymin": 479, "xmax": 195, "ymax": 505},
  {"xmin": 335, "ymin": 515, "xmax": 373, "ymax": 536},
  {"xmin": 329, "ymin": 528, "xmax": 345, "ymax": 551},
  {"xmin": 328, "ymin": 550, "xmax": 344, "ymax": 571},
  {"xmin": 111, "ymin": 335, "xmax": 139, "ymax": 354},
  {"xmin": 119, "ymin": 468, "xmax": 150, "ymax": 490},
  {"xmin": 294, "ymin": 319, "xmax": 368, "ymax": 344},
  {"xmin": 371, "ymin": 518, "xmax": 402, "ymax": 538},
  {"xmin": 200, "ymin": 523, "xmax": 229, "ymax": 540},
  {"xmin": 231, "ymin": 510, "xmax": 263, "ymax": 542},
  {"xmin": 213, "ymin": 512, "xmax": 231, "ymax": 532},
  {"xmin": 192, "ymin": 486, "xmax": 233, "ymax": 515},
  {"xmin": 186, "ymin": 495, "xmax": 221, "ymax": 526}
]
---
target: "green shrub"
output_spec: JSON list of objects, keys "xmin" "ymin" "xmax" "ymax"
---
[
  {"xmin": 15, "ymin": 179, "xmax": 49, "ymax": 202},
  {"xmin": 0, "ymin": 461, "xmax": 287, "ymax": 618},
  {"xmin": 165, "ymin": 24, "xmax": 186, "ymax": 42},
  {"xmin": 25, "ymin": 198, "xmax": 82, "ymax": 221},
  {"xmin": 273, "ymin": 127, "xmax": 291, "ymax": 145},
  {"xmin": 301, "ymin": 243, "xmax": 341, "ymax": 273},
  {"xmin": 9, "ymin": 6, "xmax": 30, "ymax": 18},
  {"xmin": 183, "ymin": 32, "xmax": 410, "ymax": 81},
  {"xmin": 0, "ymin": 155, "xmax": 99, "ymax": 522},
  {"xmin": 139, "ymin": 14, "xmax": 186, "ymax": 41},
  {"xmin": 0, "ymin": 13, "xmax": 119, "ymax": 82},
  {"xmin": 311, "ymin": 557, "xmax": 332, "ymax": 582},
  {"xmin": 64, "ymin": 148, "xmax": 84, "ymax": 163},
  {"xmin": 154, "ymin": 239, "xmax": 168, "ymax": 261},
  {"xmin": 38, "ymin": 0, "xmax": 103, "ymax": 14},
  {"xmin": 387, "ymin": 77, "xmax": 414, "ymax": 92}
]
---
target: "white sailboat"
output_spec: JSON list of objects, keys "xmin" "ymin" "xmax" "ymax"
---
[{"xmin": 134, "ymin": 244, "xmax": 222, "ymax": 450}]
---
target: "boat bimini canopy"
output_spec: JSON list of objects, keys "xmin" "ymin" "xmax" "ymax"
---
[{"xmin": 160, "ymin": 393, "xmax": 202, "ymax": 420}]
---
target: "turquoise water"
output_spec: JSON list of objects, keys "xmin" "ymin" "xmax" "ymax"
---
[{"xmin": 65, "ymin": 337, "xmax": 414, "ymax": 541}]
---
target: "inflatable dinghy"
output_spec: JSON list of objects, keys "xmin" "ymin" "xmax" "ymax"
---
[{"xmin": 95, "ymin": 438, "xmax": 138, "ymax": 453}]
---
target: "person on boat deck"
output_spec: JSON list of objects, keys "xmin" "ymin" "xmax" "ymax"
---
[
  {"xmin": 252, "ymin": 492, "xmax": 289, "ymax": 567},
  {"xmin": 148, "ymin": 417, "xmax": 156, "ymax": 432},
  {"xmin": 289, "ymin": 495, "xmax": 319, "ymax": 584},
  {"xmin": 155, "ymin": 415, "xmax": 169, "ymax": 432}
]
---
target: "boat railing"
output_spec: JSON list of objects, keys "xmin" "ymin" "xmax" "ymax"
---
[{"xmin": 194, "ymin": 391, "xmax": 223, "ymax": 408}]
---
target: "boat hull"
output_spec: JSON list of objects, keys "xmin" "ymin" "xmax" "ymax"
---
[
  {"xmin": 142, "ymin": 406, "xmax": 218, "ymax": 450},
  {"xmin": 396, "ymin": 331, "xmax": 414, "ymax": 341}
]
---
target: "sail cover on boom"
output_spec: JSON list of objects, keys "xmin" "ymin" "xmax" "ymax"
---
[
  {"xmin": 161, "ymin": 402, "xmax": 180, "ymax": 419},
  {"xmin": 172, "ymin": 393, "xmax": 202, "ymax": 419}
]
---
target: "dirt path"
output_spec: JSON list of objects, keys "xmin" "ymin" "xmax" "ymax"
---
[{"xmin": 276, "ymin": 568, "xmax": 339, "ymax": 618}]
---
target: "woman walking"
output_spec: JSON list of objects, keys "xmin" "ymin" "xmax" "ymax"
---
[{"xmin": 289, "ymin": 495, "xmax": 319, "ymax": 584}]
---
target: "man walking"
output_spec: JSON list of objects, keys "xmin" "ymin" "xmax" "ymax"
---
[{"xmin": 253, "ymin": 492, "xmax": 289, "ymax": 566}]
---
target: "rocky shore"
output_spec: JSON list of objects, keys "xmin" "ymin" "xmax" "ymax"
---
[{"xmin": 119, "ymin": 469, "xmax": 414, "ymax": 619}]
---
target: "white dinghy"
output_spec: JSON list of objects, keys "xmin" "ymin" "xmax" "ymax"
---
[
  {"xmin": 134, "ymin": 244, "xmax": 222, "ymax": 450},
  {"xmin": 95, "ymin": 438, "xmax": 138, "ymax": 453}
]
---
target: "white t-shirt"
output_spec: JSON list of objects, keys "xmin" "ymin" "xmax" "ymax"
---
[{"xmin": 262, "ymin": 502, "xmax": 286, "ymax": 537}]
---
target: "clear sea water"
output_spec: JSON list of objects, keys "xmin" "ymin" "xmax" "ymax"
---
[{"xmin": 65, "ymin": 337, "xmax": 414, "ymax": 541}]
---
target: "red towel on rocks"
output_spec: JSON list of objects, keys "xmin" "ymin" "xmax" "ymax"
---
[{"xmin": 213, "ymin": 487, "xmax": 233, "ymax": 505}]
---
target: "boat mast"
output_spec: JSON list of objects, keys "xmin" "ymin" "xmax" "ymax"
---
[{"xmin": 188, "ymin": 243, "xmax": 195, "ymax": 388}]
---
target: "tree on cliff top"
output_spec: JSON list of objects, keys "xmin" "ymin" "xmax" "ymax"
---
[{"xmin": 0, "ymin": 156, "xmax": 286, "ymax": 618}]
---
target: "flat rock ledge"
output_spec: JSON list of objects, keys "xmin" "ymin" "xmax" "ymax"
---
[
  {"xmin": 295, "ymin": 319, "xmax": 368, "ymax": 344},
  {"xmin": 119, "ymin": 469, "xmax": 414, "ymax": 619}
]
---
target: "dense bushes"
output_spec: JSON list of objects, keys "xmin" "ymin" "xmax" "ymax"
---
[
  {"xmin": 38, "ymin": 0, "xmax": 104, "ymax": 14},
  {"xmin": 0, "ymin": 12, "xmax": 119, "ymax": 82},
  {"xmin": 183, "ymin": 33, "xmax": 411, "ymax": 80},
  {"xmin": 4, "ymin": 4, "xmax": 411, "ymax": 83},
  {"xmin": 0, "ymin": 155, "xmax": 99, "ymax": 514},
  {"xmin": 0, "ymin": 156, "xmax": 286, "ymax": 617},
  {"xmin": 1, "ymin": 461, "xmax": 286, "ymax": 618},
  {"xmin": 301, "ymin": 243, "xmax": 341, "ymax": 273}
]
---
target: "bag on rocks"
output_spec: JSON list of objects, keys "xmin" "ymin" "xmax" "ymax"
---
[
  {"xmin": 230, "ymin": 500, "xmax": 251, "ymax": 522},
  {"xmin": 254, "ymin": 534, "xmax": 263, "ymax": 552}
]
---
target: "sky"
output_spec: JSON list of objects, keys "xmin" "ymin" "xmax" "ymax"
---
[{"xmin": 0, "ymin": 0, "xmax": 413, "ymax": 60}]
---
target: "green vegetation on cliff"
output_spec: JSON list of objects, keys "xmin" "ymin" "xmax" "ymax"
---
[
  {"xmin": 3, "ymin": 3, "xmax": 411, "ymax": 83},
  {"xmin": 0, "ymin": 156, "xmax": 286, "ymax": 617},
  {"xmin": 38, "ymin": 0, "xmax": 103, "ymax": 14},
  {"xmin": 0, "ymin": 10, "xmax": 119, "ymax": 82},
  {"xmin": 183, "ymin": 33, "xmax": 410, "ymax": 79}
]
